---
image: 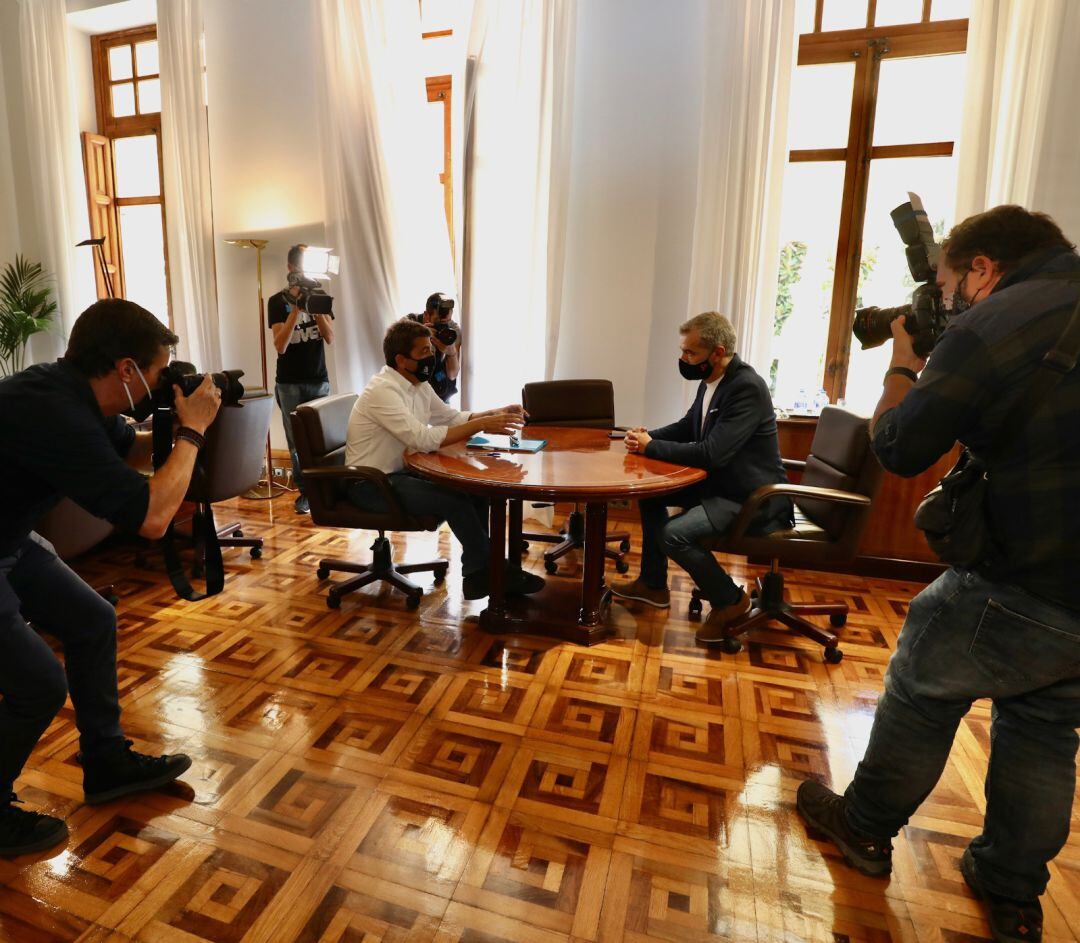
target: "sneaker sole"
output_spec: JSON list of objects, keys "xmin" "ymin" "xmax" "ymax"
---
[
  {"xmin": 796, "ymin": 789, "xmax": 892, "ymax": 878},
  {"xmin": 959, "ymin": 850, "xmax": 1034, "ymax": 943},
  {"xmin": 609, "ymin": 588, "xmax": 670, "ymax": 609},
  {"xmin": 84, "ymin": 755, "xmax": 193, "ymax": 805},
  {"xmin": 0, "ymin": 822, "xmax": 69, "ymax": 857}
]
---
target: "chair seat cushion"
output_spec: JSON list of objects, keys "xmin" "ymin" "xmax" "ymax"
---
[{"xmin": 765, "ymin": 506, "xmax": 828, "ymax": 542}]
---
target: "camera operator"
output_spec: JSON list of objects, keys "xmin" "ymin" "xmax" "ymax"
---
[
  {"xmin": 796, "ymin": 206, "xmax": 1080, "ymax": 943},
  {"xmin": 268, "ymin": 244, "xmax": 334, "ymax": 514},
  {"xmin": 0, "ymin": 298, "xmax": 221, "ymax": 856},
  {"xmin": 407, "ymin": 292, "xmax": 461, "ymax": 402}
]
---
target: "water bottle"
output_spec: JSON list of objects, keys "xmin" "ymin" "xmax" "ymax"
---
[
  {"xmin": 794, "ymin": 388, "xmax": 808, "ymax": 414},
  {"xmin": 813, "ymin": 388, "xmax": 829, "ymax": 414}
]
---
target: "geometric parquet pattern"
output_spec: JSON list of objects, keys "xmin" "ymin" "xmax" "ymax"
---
[{"xmin": 3, "ymin": 493, "xmax": 1079, "ymax": 942}]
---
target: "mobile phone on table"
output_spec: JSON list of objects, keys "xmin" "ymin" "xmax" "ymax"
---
[{"xmin": 608, "ymin": 429, "xmax": 627, "ymax": 439}]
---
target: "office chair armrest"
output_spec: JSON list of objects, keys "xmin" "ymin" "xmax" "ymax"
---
[
  {"xmin": 300, "ymin": 465, "xmax": 407, "ymax": 517},
  {"xmin": 782, "ymin": 458, "xmax": 807, "ymax": 472},
  {"xmin": 726, "ymin": 482, "xmax": 871, "ymax": 540}
]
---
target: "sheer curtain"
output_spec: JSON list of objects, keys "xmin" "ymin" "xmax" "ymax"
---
[
  {"xmin": 313, "ymin": 0, "xmax": 454, "ymax": 396},
  {"xmin": 683, "ymin": 0, "xmax": 797, "ymax": 377},
  {"xmin": 158, "ymin": 0, "xmax": 222, "ymax": 370},
  {"xmin": 955, "ymin": 0, "xmax": 1079, "ymax": 224},
  {"xmin": 460, "ymin": 0, "xmax": 577, "ymax": 409},
  {"xmin": 18, "ymin": 0, "xmax": 95, "ymax": 346}
]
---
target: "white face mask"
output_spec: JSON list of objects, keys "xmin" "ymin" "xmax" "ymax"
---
[{"xmin": 122, "ymin": 362, "xmax": 156, "ymax": 420}]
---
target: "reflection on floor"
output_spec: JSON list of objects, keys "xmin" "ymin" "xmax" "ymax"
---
[{"xmin": 3, "ymin": 493, "xmax": 1079, "ymax": 942}]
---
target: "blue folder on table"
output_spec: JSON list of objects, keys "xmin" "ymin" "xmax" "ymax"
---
[{"xmin": 466, "ymin": 434, "xmax": 547, "ymax": 453}]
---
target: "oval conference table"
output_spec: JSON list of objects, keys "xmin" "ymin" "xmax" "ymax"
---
[{"xmin": 405, "ymin": 427, "xmax": 705, "ymax": 645}]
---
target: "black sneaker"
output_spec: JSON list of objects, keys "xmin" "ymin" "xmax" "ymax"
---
[
  {"xmin": 462, "ymin": 567, "xmax": 546, "ymax": 600},
  {"xmin": 796, "ymin": 780, "xmax": 893, "ymax": 877},
  {"xmin": 81, "ymin": 740, "xmax": 193, "ymax": 805},
  {"xmin": 960, "ymin": 848, "xmax": 1043, "ymax": 943},
  {"xmin": 294, "ymin": 494, "xmax": 310, "ymax": 514},
  {"xmin": 0, "ymin": 794, "xmax": 68, "ymax": 857}
]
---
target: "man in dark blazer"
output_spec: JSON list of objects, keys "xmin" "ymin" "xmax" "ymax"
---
[{"xmin": 612, "ymin": 311, "xmax": 793, "ymax": 641}]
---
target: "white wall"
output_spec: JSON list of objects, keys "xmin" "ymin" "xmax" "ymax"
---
[
  {"xmin": 203, "ymin": 0, "xmax": 326, "ymax": 448},
  {"xmin": 554, "ymin": 0, "xmax": 707, "ymax": 428}
]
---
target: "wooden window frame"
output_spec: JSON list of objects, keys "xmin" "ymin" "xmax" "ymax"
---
[
  {"xmin": 426, "ymin": 74, "xmax": 453, "ymax": 252},
  {"xmin": 793, "ymin": 0, "xmax": 967, "ymax": 401},
  {"xmin": 86, "ymin": 26, "xmax": 172, "ymax": 328}
]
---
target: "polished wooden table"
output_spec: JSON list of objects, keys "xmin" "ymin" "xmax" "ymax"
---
[{"xmin": 405, "ymin": 426, "xmax": 705, "ymax": 645}]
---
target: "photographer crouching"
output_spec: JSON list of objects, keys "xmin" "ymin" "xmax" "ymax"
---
[
  {"xmin": 0, "ymin": 298, "xmax": 221, "ymax": 856},
  {"xmin": 797, "ymin": 205, "xmax": 1080, "ymax": 943},
  {"xmin": 408, "ymin": 292, "xmax": 461, "ymax": 403}
]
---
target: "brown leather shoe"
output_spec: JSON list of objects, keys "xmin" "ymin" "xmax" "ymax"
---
[
  {"xmin": 695, "ymin": 590, "xmax": 752, "ymax": 644},
  {"xmin": 610, "ymin": 578, "xmax": 670, "ymax": 609}
]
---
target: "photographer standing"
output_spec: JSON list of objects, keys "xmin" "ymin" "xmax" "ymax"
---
[
  {"xmin": 796, "ymin": 206, "xmax": 1080, "ymax": 943},
  {"xmin": 268, "ymin": 244, "xmax": 334, "ymax": 513},
  {"xmin": 408, "ymin": 292, "xmax": 461, "ymax": 403},
  {"xmin": 0, "ymin": 298, "xmax": 221, "ymax": 856}
]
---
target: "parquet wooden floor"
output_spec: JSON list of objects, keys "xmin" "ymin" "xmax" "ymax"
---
[{"xmin": 3, "ymin": 494, "xmax": 1079, "ymax": 942}]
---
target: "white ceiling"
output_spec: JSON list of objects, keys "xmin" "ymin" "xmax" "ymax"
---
[{"xmin": 67, "ymin": 0, "xmax": 157, "ymax": 35}]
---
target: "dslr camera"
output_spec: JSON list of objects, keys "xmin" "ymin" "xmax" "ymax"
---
[
  {"xmin": 851, "ymin": 192, "xmax": 949, "ymax": 359},
  {"xmin": 427, "ymin": 293, "xmax": 458, "ymax": 346},
  {"xmin": 151, "ymin": 361, "xmax": 245, "ymax": 466},
  {"xmin": 286, "ymin": 271, "xmax": 334, "ymax": 317}
]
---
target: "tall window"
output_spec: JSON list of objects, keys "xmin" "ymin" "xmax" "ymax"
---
[
  {"xmin": 770, "ymin": 0, "xmax": 970, "ymax": 415},
  {"xmin": 82, "ymin": 26, "xmax": 171, "ymax": 327}
]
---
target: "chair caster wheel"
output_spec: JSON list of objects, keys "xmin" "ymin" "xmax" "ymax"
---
[
  {"xmin": 830, "ymin": 613, "xmax": 847, "ymax": 627},
  {"xmin": 720, "ymin": 637, "xmax": 743, "ymax": 655},
  {"xmin": 824, "ymin": 647, "xmax": 844, "ymax": 664},
  {"xmin": 406, "ymin": 592, "xmax": 422, "ymax": 610},
  {"xmin": 249, "ymin": 547, "xmax": 262, "ymax": 559},
  {"xmin": 614, "ymin": 559, "xmax": 630, "ymax": 574},
  {"xmin": 233, "ymin": 529, "xmax": 243, "ymax": 539},
  {"xmin": 327, "ymin": 594, "xmax": 341, "ymax": 610},
  {"xmin": 545, "ymin": 560, "xmax": 558, "ymax": 575},
  {"xmin": 434, "ymin": 565, "xmax": 448, "ymax": 584},
  {"xmin": 619, "ymin": 538, "xmax": 631, "ymax": 553},
  {"xmin": 317, "ymin": 566, "xmax": 330, "ymax": 580},
  {"xmin": 689, "ymin": 597, "xmax": 703, "ymax": 615}
]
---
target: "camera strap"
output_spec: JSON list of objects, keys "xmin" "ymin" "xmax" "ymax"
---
[{"xmin": 159, "ymin": 463, "xmax": 226, "ymax": 601}]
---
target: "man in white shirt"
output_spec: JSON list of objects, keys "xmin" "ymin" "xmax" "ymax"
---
[{"xmin": 346, "ymin": 318, "xmax": 544, "ymax": 600}]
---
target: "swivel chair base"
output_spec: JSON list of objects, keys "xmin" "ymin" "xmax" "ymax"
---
[
  {"xmin": 317, "ymin": 532, "xmax": 448, "ymax": 610},
  {"xmin": 216, "ymin": 522, "xmax": 263, "ymax": 559},
  {"xmin": 690, "ymin": 562, "xmax": 846, "ymax": 663},
  {"xmin": 523, "ymin": 508, "xmax": 630, "ymax": 575}
]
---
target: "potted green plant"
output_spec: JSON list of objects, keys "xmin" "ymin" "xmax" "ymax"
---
[{"xmin": 0, "ymin": 255, "xmax": 58, "ymax": 376}]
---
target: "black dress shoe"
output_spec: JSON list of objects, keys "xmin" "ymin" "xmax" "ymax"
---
[
  {"xmin": 961, "ymin": 848, "xmax": 1043, "ymax": 943},
  {"xmin": 796, "ymin": 780, "xmax": 893, "ymax": 877},
  {"xmin": 0, "ymin": 794, "xmax": 68, "ymax": 857},
  {"xmin": 81, "ymin": 740, "xmax": 193, "ymax": 805},
  {"xmin": 462, "ymin": 566, "xmax": 546, "ymax": 601}
]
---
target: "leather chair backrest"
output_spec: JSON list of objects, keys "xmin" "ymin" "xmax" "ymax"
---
[
  {"xmin": 189, "ymin": 394, "xmax": 274, "ymax": 504},
  {"xmin": 291, "ymin": 393, "xmax": 357, "ymax": 515},
  {"xmin": 796, "ymin": 405, "xmax": 883, "ymax": 547},
  {"xmin": 521, "ymin": 379, "xmax": 615, "ymax": 428}
]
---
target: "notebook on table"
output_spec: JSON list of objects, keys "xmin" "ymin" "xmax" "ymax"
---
[{"xmin": 466, "ymin": 434, "xmax": 547, "ymax": 453}]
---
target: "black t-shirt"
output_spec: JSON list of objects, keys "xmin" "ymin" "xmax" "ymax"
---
[
  {"xmin": 267, "ymin": 290, "xmax": 329, "ymax": 385},
  {"xmin": 0, "ymin": 360, "xmax": 150, "ymax": 555},
  {"xmin": 406, "ymin": 312, "xmax": 460, "ymax": 402}
]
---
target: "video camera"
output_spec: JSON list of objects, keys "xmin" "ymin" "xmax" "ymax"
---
[
  {"xmin": 286, "ymin": 271, "xmax": 334, "ymax": 317},
  {"xmin": 851, "ymin": 193, "xmax": 949, "ymax": 359},
  {"xmin": 427, "ymin": 293, "xmax": 458, "ymax": 346}
]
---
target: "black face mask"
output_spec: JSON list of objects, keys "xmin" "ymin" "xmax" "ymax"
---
[
  {"xmin": 678, "ymin": 356, "xmax": 713, "ymax": 382},
  {"xmin": 408, "ymin": 355, "xmax": 436, "ymax": 382}
]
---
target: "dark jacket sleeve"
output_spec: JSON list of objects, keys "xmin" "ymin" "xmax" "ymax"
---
[
  {"xmin": 649, "ymin": 403, "xmax": 695, "ymax": 443},
  {"xmin": 644, "ymin": 381, "xmax": 765, "ymax": 471}
]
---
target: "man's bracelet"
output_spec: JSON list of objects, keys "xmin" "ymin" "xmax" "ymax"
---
[
  {"xmin": 175, "ymin": 426, "xmax": 206, "ymax": 450},
  {"xmin": 884, "ymin": 366, "xmax": 919, "ymax": 385}
]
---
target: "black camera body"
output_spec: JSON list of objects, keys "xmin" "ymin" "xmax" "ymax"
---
[
  {"xmin": 852, "ymin": 193, "xmax": 949, "ymax": 359},
  {"xmin": 428, "ymin": 294, "xmax": 458, "ymax": 346},
  {"xmin": 159, "ymin": 361, "xmax": 245, "ymax": 409},
  {"xmin": 286, "ymin": 271, "xmax": 334, "ymax": 317}
]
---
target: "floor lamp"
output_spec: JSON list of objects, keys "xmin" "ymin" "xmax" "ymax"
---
[{"xmin": 224, "ymin": 238, "xmax": 284, "ymax": 501}]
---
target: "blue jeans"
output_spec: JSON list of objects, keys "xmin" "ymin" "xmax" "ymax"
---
[
  {"xmin": 346, "ymin": 473, "xmax": 490, "ymax": 576},
  {"xmin": 0, "ymin": 534, "xmax": 124, "ymax": 794},
  {"xmin": 638, "ymin": 487, "xmax": 746, "ymax": 605},
  {"xmin": 845, "ymin": 567, "xmax": 1080, "ymax": 900},
  {"xmin": 275, "ymin": 380, "xmax": 331, "ymax": 494}
]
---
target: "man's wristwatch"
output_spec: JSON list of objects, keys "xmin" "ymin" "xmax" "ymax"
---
[{"xmin": 884, "ymin": 366, "xmax": 919, "ymax": 384}]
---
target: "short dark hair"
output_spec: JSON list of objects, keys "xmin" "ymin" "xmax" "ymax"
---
[
  {"xmin": 425, "ymin": 292, "xmax": 445, "ymax": 313},
  {"xmin": 383, "ymin": 318, "xmax": 430, "ymax": 367},
  {"xmin": 287, "ymin": 244, "xmax": 306, "ymax": 268},
  {"xmin": 942, "ymin": 205, "xmax": 1075, "ymax": 274},
  {"xmin": 64, "ymin": 299, "xmax": 178, "ymax": 378}
]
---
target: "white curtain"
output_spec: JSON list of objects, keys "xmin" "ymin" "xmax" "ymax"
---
[
  {"xmin": 956, "ymin": 0, "xmax": 1080, "ymax": 235},
  {"xmin": 683, "ymin": 0, "xmax": 797, "ymax": 378},
  {"xmin": 18, "ymin": 0, "xmax": 96, "ymax": 346},
  {"xmin": 460, "ymin": 0, "xmax": 577, "ymax": 409},
  {"xmin": 158, "ymin": 0, "xmax": 222, "ymax": 370},
  {"xmin": 313, "ymin": 0, "xmax": 454, "ymax": 396}
]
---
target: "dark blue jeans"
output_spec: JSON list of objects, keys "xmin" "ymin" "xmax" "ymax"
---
[
  {"xmin": 275, "ymin": 380, "xmax": 331, "ymax": 494},
  {"xmin": 845, "ymin": 567, "xmax": 1080, "ymax": 900},
  {"xmin": 346, "ymin": 473, "xmax": 490, "ymax": 577},
  {"xmin": 639, "ymin": 487, "xmax": 745, "ymax": 605},
  {"xmin": 0, "ymin": 534, "xmax": 124, "ymax": 794}
]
